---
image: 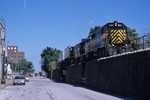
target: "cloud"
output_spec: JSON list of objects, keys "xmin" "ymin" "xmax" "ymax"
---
[
  {"xmin": 24, "ymin": 0, "xmax": 26, "ymax": 10},
  {"xmin": 88, "ymin": 20, "xmax": 94, "ymax": 26}
]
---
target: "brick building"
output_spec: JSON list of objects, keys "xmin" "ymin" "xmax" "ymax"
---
[{"xmin": 7, "ymin": 46, "xmax": 25, "ymax": 62}]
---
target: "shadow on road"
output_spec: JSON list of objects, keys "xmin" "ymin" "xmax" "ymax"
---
[{"xmin": 51, "ymin": 79, "xmax": 136, "ymax": 100}]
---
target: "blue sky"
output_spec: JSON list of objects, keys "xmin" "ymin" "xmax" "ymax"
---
[{"xmin": 0, "ymin": 0, "xmax": 150, "ymax": 72}]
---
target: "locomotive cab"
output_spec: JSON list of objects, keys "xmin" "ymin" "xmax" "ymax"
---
[{"xmin": 102, "ymin": 21, "xmax": 130, "ymax": 55}]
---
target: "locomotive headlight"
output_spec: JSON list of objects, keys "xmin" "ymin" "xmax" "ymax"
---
[
  {"xmin": 118, "ymin": 24, "xmax": 122, "ymax": 27},
  {"xmin": 115, "ymin": 23, "xmax": 117, "ymax": 27},
  {"xmin": 125, "ymin": 44, "xmax": 127, "ymax": 46}
]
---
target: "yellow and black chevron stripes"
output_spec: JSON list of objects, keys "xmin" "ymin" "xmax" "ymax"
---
[
  {"xmin": 110, "ymin": 30, "xmax": 126, "ymax": 44},
  {"xmin": 89, "ymin": 40, "xmax": 92, "ymax": 51},
  {"xmin": 88, "ymin": 36, "xmax": 92, "ymax": 51}
]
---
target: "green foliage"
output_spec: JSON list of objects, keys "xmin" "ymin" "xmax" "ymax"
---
[
  {"xmin": 127, "ymin": 27, "xmax": 139, "ymax": 50},
  {"xmin": 89, "ymin": 28, "xmax": 94, "ymax": 34},
  {"xmin": 41, "ymin": 47, "xmax": 61, "ymax": 73},
  {"xmin": 89, "ymin": 26, "xmax": 101, "ymax": 34},
  {"xmin": 35, "ymin": 73, "xmax": 38, "ymax": 76},
  {"xmin": 127, "ymin": 27, "xmax": 138, "ymax": 41},
  {"xmin": 144, "ymin": 36, "xmax": 150, "ymax": 48},
  {"xmin": 8, "ymin": 59, "xmax": 34, "ymax": 74},
  {"xmin": 39, "ymin": 72, "xmax": 42, "ymax": 76},
  {"xmin": 19, "ymin": 59, "xmax": 34, "ymax": 73},
  {"xmin": 145, "ymin": 37, "xmax": 150, "ymax": 42}
]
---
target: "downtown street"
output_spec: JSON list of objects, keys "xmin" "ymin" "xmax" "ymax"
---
[{"xmin": 0, "ymin": 76, "xmax": 133, "ymax": 100}]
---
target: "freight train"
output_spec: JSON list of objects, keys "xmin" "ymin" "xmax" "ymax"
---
[{"xmin": 57, "ymin": 21, "xmax": 130, "ymax": 82}]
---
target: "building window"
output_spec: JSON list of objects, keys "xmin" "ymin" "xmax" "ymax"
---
[
  {"xmin": 11, "ymin": 47, "xmax": 13, "ymax": 49},
  {"xmin": 14, "ymin": 47, "xmax": 16, "ymax": 49},
  {"xmin": 8, "ymin": 47, "xmax": 10, "ymax": 49}
]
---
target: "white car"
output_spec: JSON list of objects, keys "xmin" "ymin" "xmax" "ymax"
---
[
  {"xmin": 13, "ymin": 76, "xmax": 26, "ymax": 85},
  {"xmin": 25, "ymin": 75, "xmax": 29, "ymax": 82}
]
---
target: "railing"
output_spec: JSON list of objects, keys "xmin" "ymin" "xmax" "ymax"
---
[
  {"xmin": 99, "ymin": 34, "xmax": 150, "ymax": 59},
  {"xmin": 129, "ymin": 34, "xmax": 150, "ymax": 51}
]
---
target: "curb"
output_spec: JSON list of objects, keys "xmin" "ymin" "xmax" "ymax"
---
[{"xmin": 0, "ymin": 80, "xmax": 13, "ymax": 90}]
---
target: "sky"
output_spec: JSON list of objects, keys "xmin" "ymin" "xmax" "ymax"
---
[{"xmin": 0, "ymin": 0, "xmax": 150, "ymax": 72}]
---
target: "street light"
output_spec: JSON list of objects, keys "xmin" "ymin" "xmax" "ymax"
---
[{"xmin": 0, "ymin": 17, "xmax": 6, "ymax": 84}]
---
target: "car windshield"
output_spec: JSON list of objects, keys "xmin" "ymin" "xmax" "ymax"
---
[{"xmin": 15, "ymin": 76, "xmax": 25, "ymax": 79}]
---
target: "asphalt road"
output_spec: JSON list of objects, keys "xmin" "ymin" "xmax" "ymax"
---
[{"xmin": 0, "ymin": 76, "xmax": 133, "ymax": 100}]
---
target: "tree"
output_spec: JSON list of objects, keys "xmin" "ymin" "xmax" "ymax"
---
[
  {"xmin": 7, "ymin": 61, "xmax": 18, "ymax": 72},
  {"xmin": 41, "ymin": 47, "xmax": 61, "ymax": 73},
  {"xmin": 89, "ymin": 26, "xmax": 101, "ymax": 34},
  {"xmin": 39, "ymin": 72, "xmax": 42, "ymax": 76},
  {"xmin": 8, "ymin": 59, "xmax": 34, "ymax": 74},
  {"xmin": 19, "ymin": 59, "xmax": 34, "ymax": 73},
  {"xmin": 127, "ymin": 27, "xmax": 139, "ymax": 50}
]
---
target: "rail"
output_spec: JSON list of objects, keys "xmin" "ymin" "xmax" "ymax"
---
[{"xmin": 101, "ymin": 34, "xmax": 150, "ymax": 58}]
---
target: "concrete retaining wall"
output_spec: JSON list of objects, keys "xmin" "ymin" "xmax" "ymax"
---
[
  {"xmin": 51, "ymin": 69, "xmax": 61, "ymax": 81},
  {"xmin": 66, "ymin": 63, "xmax": 82, "ymax": 84},
  {"xmin": 85, "ymin": 50, "xmax": 150, "ymax": 99}
]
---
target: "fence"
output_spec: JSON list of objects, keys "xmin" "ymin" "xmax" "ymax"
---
[
  {"xmin": 101, "ymin": 34, "xmax": 150, "ymax": 58},
  {"xmin": 130, "ymin": 34, "xmax": 150, "ymax": 50}
]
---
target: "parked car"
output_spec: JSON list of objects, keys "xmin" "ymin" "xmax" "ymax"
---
[
  {"xmin": 25, "ymin": 75, "xmax": 29, "ymax": 82},
  {"xmin": 13, "ymin": 73, "xmax": 20, "ymax": 79},
  {"xmin": 13, "ymin": 76, "xmax": 26, "ymax": 85},
  {"xmin": 43, "ymin": 74, "xmax": 48, "ymax": 77}
]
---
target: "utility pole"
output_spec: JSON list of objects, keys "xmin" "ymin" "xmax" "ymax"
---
[
  {"xmin": 0, "ymin": 17, "xmax": 6, "ymax": 84},
  {"xmin": 12, "ymin": 61, "xmax": 13, "ymax": 79},
  {"xmin": 1, "ymin": 50, "xmax": 6, "ymax": 84},
  {"xmin": 15, "ymin": 63, "xmax": 16, "ymax": 73}
]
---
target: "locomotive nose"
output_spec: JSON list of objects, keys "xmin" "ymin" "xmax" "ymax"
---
[{"xmin": 110, "ymin": 30, "xmax": 126, "ymax": 44}]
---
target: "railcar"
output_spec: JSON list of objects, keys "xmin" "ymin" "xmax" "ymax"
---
[
  {"xmin": 74, "ymin": 39, "xmax": 86, "ymax": 62},
  {"xmin": 58, "ymin": 21, "xmax": 130, "ymax": 82},
  {"xmin": 84, "ymin": 21, "xmax": 130, "ymax": 59},
  {"xmin": 60, "ymin": 21, "xmax": 130, "ymax": 64}
]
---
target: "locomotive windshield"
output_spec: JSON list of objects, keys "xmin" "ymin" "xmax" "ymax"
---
[
  {"xmin": 108, "ymin": 25, "xmax": 127, "ymax": 32},
  {"xmin": 108, "ymin": 22, "xmax": 127, "ymax": 31}
]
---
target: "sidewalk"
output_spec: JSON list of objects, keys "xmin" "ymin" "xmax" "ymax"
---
[{"xmin": 0, "ymin": 79, "xmax": 13, "ymax": 90}]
